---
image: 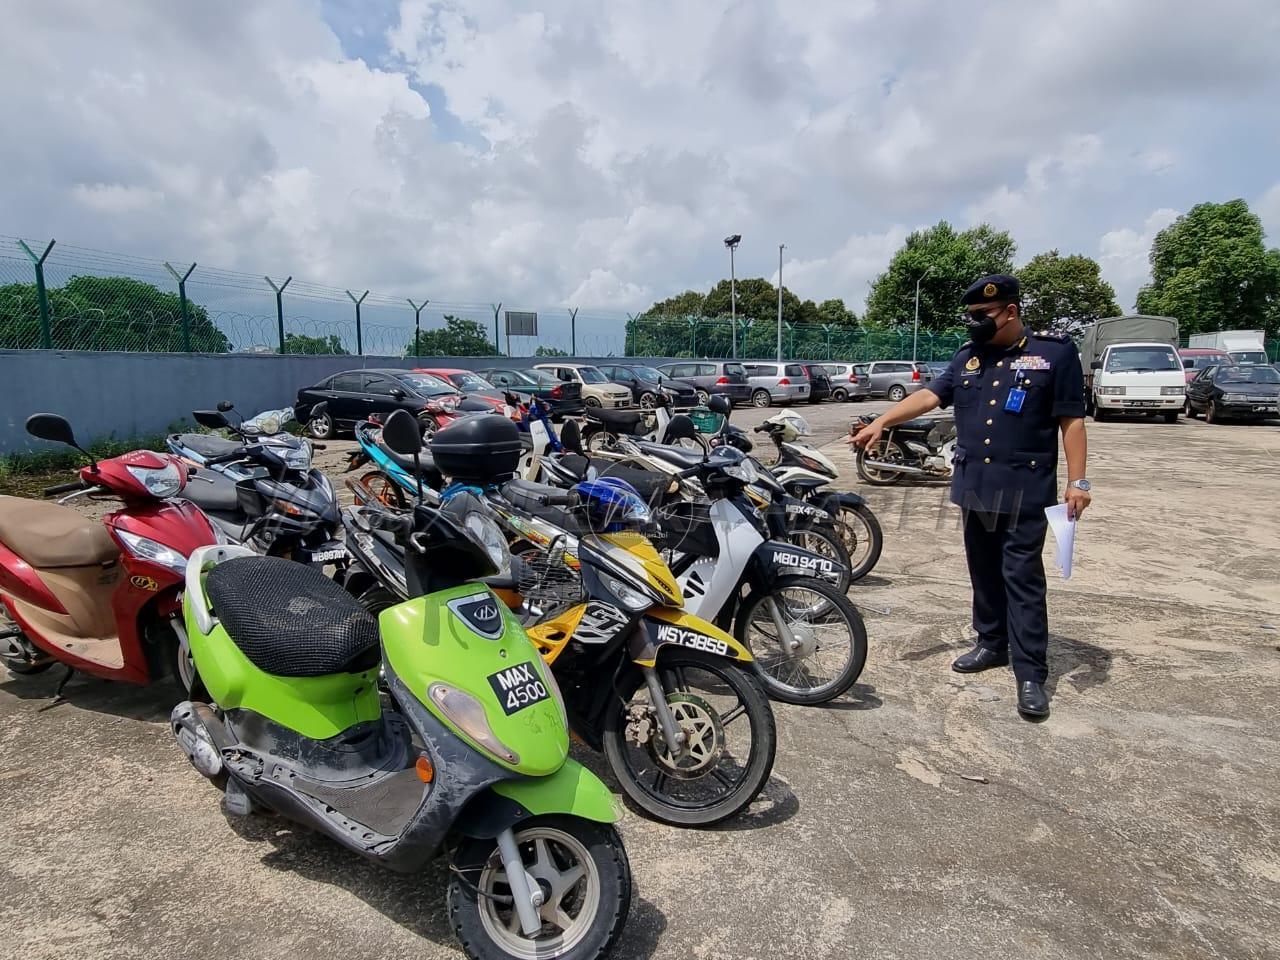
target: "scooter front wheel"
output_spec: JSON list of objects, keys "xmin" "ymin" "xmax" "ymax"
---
[
  {"xmin": 449, "ymin": 815, "xmax": 631, "ymax": 960},
  {"xmin": 602, "ymin": 652, "xmax": 776, "ymax": 826},
  {"xmin": 735, "ymin": 576, "xmax": 868, "ymax": 705}
]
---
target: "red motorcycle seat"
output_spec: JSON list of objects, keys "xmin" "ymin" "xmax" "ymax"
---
[{"xmin": 0, "ymin": 495, "xmax": 119, "ymax": 569}]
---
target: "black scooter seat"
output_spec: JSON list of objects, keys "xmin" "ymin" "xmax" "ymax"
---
[
  {"xmin": 206, "ymin": 556, "xmax": 380, "ymax": 677},
  {"xmin": 896, "ymin": 417, "xmax": 942, "ymax": 434},
  {"xmin": 632, "ymin": 441, "xmax": 706, "ymax": 470},
  {"xmin": 377, "ymin": 438, "xmax": 438, "ymax": 475},
  {"xmin": 174, "ymin": 433, "xmax": 242, "ymax": 460},
  {"xmin": 585, "ymin": 408, "xmax": 646, "ymax": 434}
]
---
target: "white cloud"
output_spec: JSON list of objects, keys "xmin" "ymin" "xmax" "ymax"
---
[
  {"xmin": 1257, "ymin": 182, "xmax": 1280, "ymax": 245},
  {"xmin": 1098, "ymin": 208, "xmax": 1181, "ymax": 309},
  {"xmin": 1, "ymin": 0, "xmax": 1278, "ymax": 326}
]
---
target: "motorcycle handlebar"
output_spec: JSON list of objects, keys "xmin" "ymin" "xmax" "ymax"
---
[
  {"xmin": 536, "ymin": 492, "xmax": 577, "ymax": 507},
  {"xmin": 43, "ymin": 479, "xmax": 87, "ymax": 496},
  {"xmin": 205, "ymin": 447, "xmax": 250, "ymax": 465}
]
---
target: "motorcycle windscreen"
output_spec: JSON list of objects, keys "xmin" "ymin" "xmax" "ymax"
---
[{"xmin": 380, "ymin": 584, "xmax": 569, "ymax": 777}]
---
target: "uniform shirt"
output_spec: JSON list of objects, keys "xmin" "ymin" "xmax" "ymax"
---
[{"xmin": 926, "ymin": 332, "xmax": 1085, "ymax": 514}]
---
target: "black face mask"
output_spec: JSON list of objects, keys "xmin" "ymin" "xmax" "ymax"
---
[{"xmin": 966, "ymin": 308, "xmax": 1004, "ymax": 345}]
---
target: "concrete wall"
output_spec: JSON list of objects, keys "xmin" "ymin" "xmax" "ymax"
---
[{"xmin": 0, "ymin": 350, "xmax": 682, "ymax": 453}]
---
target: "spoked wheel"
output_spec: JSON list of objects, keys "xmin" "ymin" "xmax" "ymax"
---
[
  {"xmin": 420, "ymin": 417, "xmax": 440, "ymax": 443},
  {"xmin": 584, "ymin": 429, "xmax": 617, "ymax": 454},
  {"xmin": 856, "ymin": 439, "xmax": 907, "ymax": 485},
  {"xmin": 602, "ymin": 652, "xmax": 776, "ymax": 826},
  {"xmin": 735, "ymin": 575, "xmax": 868, "ymax": 705},
  {"xmin": 308, "ymin": 411, "xmax": 336, "ymax": 439},
  {"xmin": 695, "ymin": 389, "xmax": 711, "ymax": 406},
  {"xmin": 639, "ymin": 392, "xmax": 656, "ymax": 409},
  {"xmin": 829, "ymin": 502, "xmax": 883, "ymax": 582},
  {"xmin": 355, "ymin": 470, "xmax": 407, "ymax": 510},
  {"xmin": 782, "ymin": 521, "xmax": 852, "ymax": 593},
  {"xmin": 449, "ymin": 815, "xmax": 631, "ymax": 960}
]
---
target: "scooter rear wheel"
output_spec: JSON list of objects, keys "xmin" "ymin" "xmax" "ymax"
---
[{"xmin": 449, "ymin": 815, "xmax": 631, "ymax": 960}]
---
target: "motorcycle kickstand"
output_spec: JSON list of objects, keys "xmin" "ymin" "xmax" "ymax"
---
[
  {"xmin": 40, "ymin": 664, "xmax": 76, "ymax": 710},
  {"xmin": 642, "ymin": 666, "xmax": 688, "ymax": 757}
]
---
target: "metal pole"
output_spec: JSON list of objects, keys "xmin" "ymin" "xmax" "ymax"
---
[
  {"xmin": 776, "ymin": 244, "xmax": 785, "ymax": 362},
  {"xmin": 730, "ymin": 245, "xmax": 737, "ymax": 359},
  {"xmin": 347, "ymin": 289, "xmax": 368, "ymax": 356},
  {"xmin": 569, "ymin": 307, "xmax": 578, "ymax": 355},
  {"xmin": 625, "ymin": 312, "xmax": 634, "ymax": 356},
  {"xmin": 913, "ymin": 265, "xmax": 934, "ymax": 364},
  {"xmin": 407, "ymin": 299, "xmax": 428, "ymax": 356},
  {"xmin": 164, "ymin": 261, "xmax": 197, "ymax": 352},
  {"xmin": 492, "ymin": 302, "xmax": 502, "ymax": 355},
  {"xmin": 266, "ymin": 276, "xmax": 292, "ymax": 353},
  {"xmin": 17, "ymin": 239, "xmax": 56, "ymax": 349}
]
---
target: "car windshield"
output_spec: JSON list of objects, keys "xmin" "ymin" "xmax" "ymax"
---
[
  {"xmin": 521, "ymin": 369, "xmax": 560, "ymax": 386},
  {"xmin": 629, "ymin": 365, "xmax": 663, "ymax": 381},
  {"xmin": 396, "ymin": 374, "xmax": 454, "ymax": 395},
  {"xmin": 1105, "ymin": 346, "xmax": 1180, "ymax": 372},
  {"xmin": 447, "ymin": 372, "xmax": 494, "ymax": 391},
  {"xmin": 1216, "ymin": 366, "xmax": 1280, "ymax": 384},
  {"xmin": 1231, "ymin": 351, "xmax": 1270, "ymax": 365},
  {"xmin": 577, "ymin": 366, "xmax": 609, "ymax": 384},
  {"xmin": 1186, "ymin": 355, "xmax": 1229, "ymax": 369}
]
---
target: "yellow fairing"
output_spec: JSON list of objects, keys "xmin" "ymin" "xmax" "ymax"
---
[
  {"xmin": 645, "ymin": 606, "xmax": 753, "ymax": 663},
  {"xmin": 526, "ymin": 604, "xmax": 587, "ymax": 665},
  {"xmin": 600, "ymin": 532, "xmax": 683, "ymax": 607}
]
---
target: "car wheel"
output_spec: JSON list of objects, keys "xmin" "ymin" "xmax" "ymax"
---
[
  {"xmin": 1092, "ymin": 407, "xmax": 1108, "ymax": 422},
  {"xmin": 751, "ymin": 389, "xmax": 772, "ymax": 408},
  {"xmin": 584, "ymin": 395, "xmax": 602, "ymax": 408},
  {"xmin": 696, "ymin": 389, "xmax": 710, "ymax": 405},
  {"xmin": 639, "ymin": 391, "xmax": 656, "ymax": 409},
  {"xmin": 1184, "ymin": 398, "xmax": 1196, "ymax": 419},
  {"xmin": 832, "ymin": 388, "xmax": 847, "ymax": 402},
  {"xmin": 887, "ymin": 384, "xmax": 907, "ymax": 402},
  {"xmin": 1163, "ymin": 410, "xmax": 1179, "ymax": 424},
  {"xmin": 419, "ymin": 417, "xmax": 439, "ymax": 442},
  {"xmin": 307, "ymin": 410, "xmax": 336, "ymax": 439},
  {"xmin": 1206, "ymin": 400, "xmax": 1219, "ymax": 424}
]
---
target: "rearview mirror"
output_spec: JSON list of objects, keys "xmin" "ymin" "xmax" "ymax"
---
[
  {"xmin": 389, "ymin": 387, "xmax": 406, "ymax": 400},
  {"xmin": 383, "ymin": 409, "xmax": 423, "ymax": 455},
  {"xmin": 193, "ymin": 410, "xmax": 230, "ymax": 430},
  {"xmin": 25, "ymin": 413, "xmax": 78, "ymax": 447},
  {"xmin": 1089, "ymin": 360, "xmax": 1102, "ymax": 371},
  {"xmin": 216, "ymin": 400, "xmax": 235, "ymax": 412}
]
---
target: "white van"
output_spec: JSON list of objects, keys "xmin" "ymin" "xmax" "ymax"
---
[{"xmin": 1089, "ymin": 342, "xmax": 1185, "ymax": 422}]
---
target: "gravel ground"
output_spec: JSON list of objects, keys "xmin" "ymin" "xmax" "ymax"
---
[{"xmin": 1, "ymin": 400, "xmax": 1278, "ymax": 960}]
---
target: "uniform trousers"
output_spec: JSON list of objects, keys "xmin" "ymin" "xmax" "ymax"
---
[{"xmin": 961, "ymin": 507, "xmax": 1050, "ymax": 683}]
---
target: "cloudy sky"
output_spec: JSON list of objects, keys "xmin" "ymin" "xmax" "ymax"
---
[{"xmin": 5, "ymin": 0, "xmax": 1280, "ymax": 320}]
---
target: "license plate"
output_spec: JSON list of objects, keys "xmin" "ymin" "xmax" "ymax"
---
[
  {"xmin": 309, "ymin": 547, "xmax": 347, "ymax": 563},
  {"xmin": 487, "ymin": 662, "xmax": 550, "ymax": 715},
  {"xmin": 1254, "ymin": 405, "xmax": 1274, "ymax": 412}
]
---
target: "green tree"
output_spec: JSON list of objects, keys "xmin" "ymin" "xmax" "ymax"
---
[
  {"xmin": 1018, "ymin": 250, "xmax": 1121, "ymax": 334},
  {"xmin": 0, "ymin": 274, "xmax": 230, "ymax": 352},
  {"xmin": 863, "ymin": 222, "xmax": 1016, "ymax": 330},
  {"xmin": 817, "ymin": 298, "xmax": 857, "ymax": 325},
  {"xmin": 406, "ymin": 315, "xmax": 497, "ymax": 357},
  {"xmin": 642, "ymin": 289, "xmax": 706, "ymax": 318},
  {"xmin": 283, "ymin": 332, "xmax": 348, "ymax": 355},
  {"xmin": 534, "ymin": 344, "xmax": 569, "ymax": 356},
  {"xmin": 1135, "ymin": 199, "xmax": 1280, "ymax": 337}
]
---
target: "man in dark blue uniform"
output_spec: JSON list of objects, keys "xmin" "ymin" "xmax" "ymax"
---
[{"xmin": 850, "ymin": 274, "xmax": 1091, "ymax": 719}]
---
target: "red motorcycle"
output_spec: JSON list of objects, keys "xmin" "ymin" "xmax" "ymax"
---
[{"xmin": 0, "ymin": 414, "xmax": 218, "ymax": 688}]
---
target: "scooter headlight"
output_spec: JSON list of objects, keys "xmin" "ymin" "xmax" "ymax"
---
[
  {"xmin": 724, "ymin": 457, "xmax": 761, "ymax": 484},
  {"xmin": 280, "ymin": 439, "xmax": 313, "ymax": 472},
  {"xmin": 126, "ymin": 462, "xmax": 182, "ymax": 498},
  {"xmin": 428, "ymin": 683, "xmax": 521, "ymax": 765},
  {"xmin": 464, "ymin": 512, "xmax": 511, "ymax": 577},
  {"xmin": 598, "ymin": 570, "xmax": 655, "ymax": 612},
  {"xmin": 116, "ymin": 529, "xmax": 187, "ymax": 574}
]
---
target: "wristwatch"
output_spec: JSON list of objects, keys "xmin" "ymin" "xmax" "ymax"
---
[{"xmin": 1068, "ymin": 479, "xmax": 1092, "ymax": 492}]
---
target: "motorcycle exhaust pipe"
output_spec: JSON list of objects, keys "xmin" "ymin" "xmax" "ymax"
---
[
  {"xmin": 859, "ymin": 459, "xmax": 933, "ymax": 476},
  {"xmin": 171, "ymin": 700, "xmax": 227, "ymax": 780}
]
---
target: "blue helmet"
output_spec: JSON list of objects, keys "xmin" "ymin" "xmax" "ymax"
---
[{"xmin": 573, "ymin": 477, "xmax": 651, "ymax": 532}]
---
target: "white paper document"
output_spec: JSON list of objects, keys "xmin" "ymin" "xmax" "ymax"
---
[{"xmin": 1044, "ymin": 504, "xmax": 1077, "ymax": 580}]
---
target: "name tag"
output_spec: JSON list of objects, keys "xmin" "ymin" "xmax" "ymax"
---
[
  {"xmin": 1005, "ymin": 388, "xmax": 1026, "ymax": 413},
  {"xmin": 1011, "ymin": 357, "xmax": 1051, "ymax": 371}
]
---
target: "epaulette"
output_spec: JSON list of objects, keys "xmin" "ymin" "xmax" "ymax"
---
[{"xmin": 1033, "ymin": 332, "xmax": 1070, "ymax": 343}]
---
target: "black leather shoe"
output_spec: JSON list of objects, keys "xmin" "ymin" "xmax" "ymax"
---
[
  {"xmin": 951, "ymin": 645, "xmax": 1009, "ymax": 674},
  {"xmin": 1017, "ymin": 681, "xmax": 1050, "ymax": 719}
]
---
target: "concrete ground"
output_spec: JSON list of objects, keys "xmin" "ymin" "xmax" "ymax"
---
[{"xmin": 1, "ymin": 400, "xmax": 1278, "ymax": 960}]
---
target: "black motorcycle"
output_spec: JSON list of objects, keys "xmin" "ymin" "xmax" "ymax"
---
[
  {"xmin": 852, "ymin": 413, "xmax": 957, "ymax": 486},
  {"xmin": 166, "ymin": 402, "xmax": 344, "ymax": 567}
]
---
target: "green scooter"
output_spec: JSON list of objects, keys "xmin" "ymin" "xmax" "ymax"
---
[{"xmin": 171, "ymin": 410, "xmax": 631, "ymax": 960}]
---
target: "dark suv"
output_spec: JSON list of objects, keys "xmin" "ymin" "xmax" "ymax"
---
[
  {"xmin": 295, "ymin": 368, "xmax": 460, "ymax": 438},
  {"xmin": 654, "ymin": 360, "xmax": 751, "ymax": 406},
  {"xmin": 800, "ymin": 363, "xmax": 832, "ymax": 403},
  {"xmin": 598, "ymin": 364, "xmax": 699, "ymax": 409}
]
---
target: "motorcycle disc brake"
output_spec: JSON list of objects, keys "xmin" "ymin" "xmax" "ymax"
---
[{"xmin": 647, "ymin": 692, "xmax": 726, "ymax": 780}]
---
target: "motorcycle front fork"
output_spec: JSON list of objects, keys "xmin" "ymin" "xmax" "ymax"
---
[
  {"xmin": 496, "ymin": 827, "xmax": 545, "ymax": 936},
  {"xmin": 642, "ymin": 666, "xmax": 689, "ymax": 757}
]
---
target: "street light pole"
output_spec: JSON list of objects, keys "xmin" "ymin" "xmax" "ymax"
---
[
  {"xmin": 913, "ymin": 266, "xmax": 935, "ymax": 364},
  {"xmin": 776, "ymin": 243, "xmax": 785, "ymax": 362},
  {"xmin": 724, "ymin": 234, "xmax": 741, "ymax": 359}
]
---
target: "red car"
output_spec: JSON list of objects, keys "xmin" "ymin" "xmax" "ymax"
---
[
  {"xmin": 414, "ymin": 368, "xmax": 511, "ymax": 414},
  {"xmin": 1177, "ymin": 348, "xmax": 1233, "ymax": 383}
]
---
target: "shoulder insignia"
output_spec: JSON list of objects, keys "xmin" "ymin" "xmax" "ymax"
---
[{"xmin": 1034, "ymin": 332, "xmax": 1071, "ymax": 343}]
